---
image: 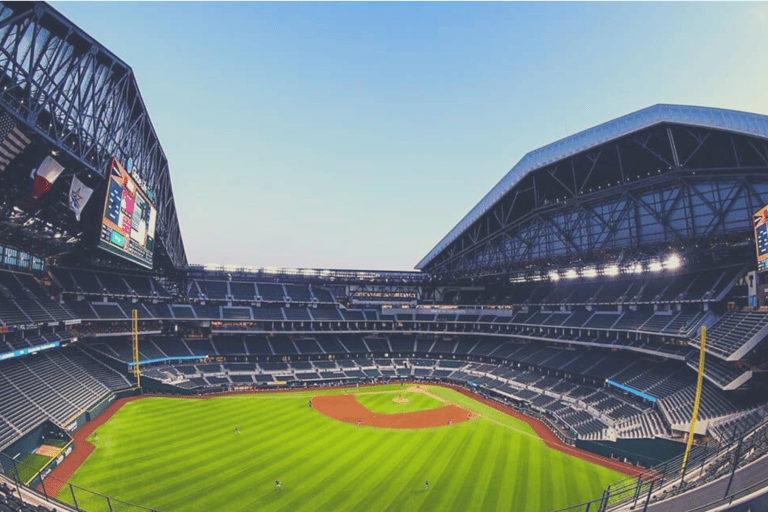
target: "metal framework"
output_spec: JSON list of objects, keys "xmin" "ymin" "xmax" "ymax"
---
[
  {"xmin": 0, "ymin": 2, "xmax": 186, "ymax": 268},
  {"xmin": 420, "ymin": 111, "xmax": 768, "ymax": 280}
]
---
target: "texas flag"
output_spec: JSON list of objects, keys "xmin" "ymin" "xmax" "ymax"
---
[
  {"xmin": 68, "ymin": 175, "xmax": 93, "ymax": 221},
  {"xmin": 30, "ymin": 155, "xmax": 65, "ymax": 198}
]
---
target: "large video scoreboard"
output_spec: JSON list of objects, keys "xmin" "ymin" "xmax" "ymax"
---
[
  {"xmin": 98, "ymin": 158, "xmax": 157, "ymax": 269},
  {"xmin": 754, "ymin": 204, "xmax": 768, "ymax": 273}
]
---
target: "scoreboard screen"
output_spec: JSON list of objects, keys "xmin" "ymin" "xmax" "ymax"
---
[
  {"xmin": 98, "ymin": 158, "xmax": 157, "ymax": 269},
  {"xmin": 754, "ymin": 205, "xmax": 768, "ymax": 272}
]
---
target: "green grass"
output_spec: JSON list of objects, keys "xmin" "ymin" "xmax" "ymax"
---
[
  {"xmin": 58, "ymin": 385, "xmax": 622, "ymax": 512},
  {"xmin": 355, "ymin": 390, "xmax": 443, "ymax": 413},
  {"xmin": 43, "ymin": 438, "xmax": 69, "ymax": 449},
  {"xmin": 13, "ymin": 453, "xmax": 51, "ymax": 484}
]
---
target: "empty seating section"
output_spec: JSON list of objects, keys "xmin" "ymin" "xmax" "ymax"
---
[
  {"xmin": 441, "ymin": 267, "xmax": 741, "ymax": 308},
  {"xmin": 615, "ymin": 411, "xmax": 668, "ymax": 439},
  {"xmin": 171, "ymin": 305, "xmax": 197, "ymax": 319},
  {"xmin": 284, "ymin": 284, "xmax": 313, "ymax": 302},
  {"xmin": 688, "ymin": 356, "xmax": 749, "ymax": 389},
  {"xmin": 583, "ymin": 312, "xmax": 620, "ymax": 329},
  {"xmin": 0, "ymin": 346, "xmax": 131, "ymax": 450},
  {"xmin": 252, "ymin": 306, "xmax": 285, "ymax": 321},
  {"xmin": 244, "ymin": 335, "xmax": 274, "ymax": 355},
  {"xmin": 341, "ymin": 309, "xmax": 365, "ymax": 321},
  {"xmin": 708, "ymin": 409, "xmax": 765, "ymax": 444},
  {"xmin": 294, "ymin": 338, "xmax": 323, "ymax": 354},
  {"xmin": 97, "ymin": 273, "xmax": 131, "ymax": 296},
  {"xmin": 198, "ymin": 280, "xmax": 228, "ymax": 300},
  {"xmin": 312, "ymin": 287, "xmax": 336, "ymax": 303},
  {"xmin": 283, "ymin": 307, "xmax": 312, "ymax": 321},
  {"xmin": 193, "ymin": 303, "xmax": 220, "ymax": 319},
  {"xmin": 311, "ymin": 307, "xmax": 342, "ymax": 321},
  {"xmin": 696, "ymin": 310, "xmax": 768, "ymax": 359},
  {"xmin": 257, "ymin": 283, "xmax": 285, "ymax": 302},
  {"xmin": 0, "ymin": 271, "xmax": 75, "ymax": 325},
  {"xmin": 90, "ymin": 302, "xmax": 127, "ymax": 319},
  {"xmin": 614, "ymin": 310, "xmax": 653, "ymax": 330},
  {"xmin": 230, "ymin": 281, "xmax": 256, "ymax": 300},
  {"xmin": 222, "ymin": 307, "xmax": 252, "ymax": 320},
  {"xmin": 68, "ymin": 269, "xmax": 102, "ymax": 294},
  {"xmin": 659, "ymin": 382, "xmax": 751, "ymax": 428}
]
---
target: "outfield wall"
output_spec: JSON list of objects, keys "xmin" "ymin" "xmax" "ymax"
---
[{"xmin": 576, "ymin": 438, "xmax": 687, "ymax": 468}]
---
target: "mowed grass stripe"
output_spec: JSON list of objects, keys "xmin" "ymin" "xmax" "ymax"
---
[
  {"xmin": 269, "ymin": 427, "xmax": 407, "ymax": 512},
  {"xmin": 479, "ymin": 421, "xmax": 511, "ymax": 511},
  {"xmin": 59, "ymin": 388, "xmax": 623, "ymax": 512},
  {"xmin": 418, "ymin": 420, "xmax": 491, "ymax": 511},
  {"xmin": 378, "ymin": 421, "xmax": 471, "ymax": 512},
  {"xmin": 441, "ymin": 419, "xmax": 497, "ymax": 512},
  {"xmin": 295, "ymin": 428, "xmax": 414, "ymax": 512},
  {"xmin": 72, "ymin": 398, "xmax": 336, "ymax": 507},
  {"xmin": 157, "ymin": 408, "xmax": 345, "ymax": 510}
]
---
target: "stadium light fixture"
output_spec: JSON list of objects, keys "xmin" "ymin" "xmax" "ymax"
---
[
  {"xmin": 548, "ymin": 271, "xmax": 560, "ymax": 281},
  {"xmin": 604, "ymin": 265, "xmax": 619, "ymax": 276},
  {"xmin": 565, "ymin": 269, "xmax": 578, "ymax": 279},
  {"xmin": 582, "ymin": 267, "xmax": 597, "ymax": 278},
  {"xmin": 649, "ymin": 261, "xmax": 663, "ymax": 272},
  {"xmin": 665, "ymin": 254, "xmax": 681, "ymax": 270},
  {"xmin": 631, "ymin": 263, "xmax": 644, "ymax": 274}
]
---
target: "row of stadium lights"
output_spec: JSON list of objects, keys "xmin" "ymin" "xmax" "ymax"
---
[
  {"xmin": 554, "ymin": 169, "xmax": 668, "ymax": 200},
  {"xmin": 547, "ymin": 254, "xmax": 681, "ymax": 282}
]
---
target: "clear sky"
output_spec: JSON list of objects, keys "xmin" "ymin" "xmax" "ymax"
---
[{"xmin": 51, "ymin": 2, "xmax": 768, "ymax": 271}]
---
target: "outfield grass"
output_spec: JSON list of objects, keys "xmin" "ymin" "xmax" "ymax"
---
[{"xmin": 58, "ymin": 385, "xmax": 622, "ymax": 512}]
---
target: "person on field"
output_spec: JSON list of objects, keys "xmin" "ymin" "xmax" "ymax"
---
[
  {"xmin": 308, "ymin": 399, "xmax": 312, "ymax": 408},
  {"xmin": 425, "ymin": 480, "xmax": 430, "ymax": 491},
  {"xmin": 234, "ymin": 426, "xmax": 239, "ymax": 435},
  {"xmin": 275, "ymin": 480, "xmax": 282, "ymax": 491}
]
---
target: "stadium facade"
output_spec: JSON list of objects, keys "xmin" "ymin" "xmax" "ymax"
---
[{"xmin": 0, "ymin": 3, "xmax": 767, "ymax": 512}]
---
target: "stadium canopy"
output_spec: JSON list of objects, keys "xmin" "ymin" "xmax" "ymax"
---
[
  {"xmin": 0, "ymin": 1, "xmax": 186, "ymax": 269},
  {"xmin": 417, "ymin": 104, "xmax": 768, "ymax": 279}
]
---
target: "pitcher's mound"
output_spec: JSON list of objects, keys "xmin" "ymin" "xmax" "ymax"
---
[{"xmin": 392, "ymin": 396, "xmax": 410, "ymax": 404}]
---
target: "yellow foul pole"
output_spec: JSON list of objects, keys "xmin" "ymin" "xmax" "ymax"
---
[
  {"xmin": 681, "ymin": 326, "xmax": 706, "ymax": 472},
  {"xmin": 132, "ymin": 309, "xmax": 141, "ymax": 388}
]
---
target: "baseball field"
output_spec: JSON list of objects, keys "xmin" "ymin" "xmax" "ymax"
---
[{"xmin": 53, "ymin": 384, "xmax": 625, "ymax": 512}]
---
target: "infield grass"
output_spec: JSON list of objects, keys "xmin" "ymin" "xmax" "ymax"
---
[
  {"xmin": 355, "ymin": 389, "xmax": 443, "ymax": 413},
  {"xmin": 57, "ymin": 385, "xmax": 623, "ymax": 512}
]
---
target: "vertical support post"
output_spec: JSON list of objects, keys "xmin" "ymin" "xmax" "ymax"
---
[
  {"xmin": 632, "ymin": 474, "xmax": 643, "ymax": 506},
  {"xmin": 642, "ymin": 479, "xmax": 655, "ymax": 512},
  {"xmin": 598, "ymin": 485, "xmax": 610, "ymax": 512},
  {"xmin": 681, "ymin": 326, "xmax": 706, "ymax": 474},
  {"xmin": 106, "ymin": 495, "xmax": 114, "ymax": 512},
  {"xmin": 69, "ymin": 483, "xmax": 80, "ymax": 511},
  {"xmin": 11, "ymin": 458, "xmax": 22, "ymax": 499},
  {"xmin": 132, "ymin": 309, "xmax": 140, "ymax": 388},
  {"xmin": 723, "ymin": 437, "xmax": 744, "ymax": 498}
]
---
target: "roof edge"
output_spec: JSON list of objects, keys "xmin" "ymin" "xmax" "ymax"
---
[{"xmin": 416, "ymin": 103, "xmax": 768, "ymax": 270}]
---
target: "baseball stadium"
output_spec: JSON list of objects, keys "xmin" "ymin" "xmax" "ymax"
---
[{"xmin": 0, "ymin": 3, "xmax": 767, "ymax": 512}]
